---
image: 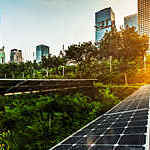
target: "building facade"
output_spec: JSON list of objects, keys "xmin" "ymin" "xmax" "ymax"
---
[
  {"xmin": 124, "ymin": 14, "xmax": 138, "ymax": 30},
  {"xmin": 0, "ymin": 46, "xmax": 5, "ymax": 64},
  {"xmin": 138, "ymin": 0, "xmax": 150, "ymax": 36},
  {"xmin": 95, "ymin": 7, "xmax": 115, "ymax": 42},
  {"xmin": 36, "ymin": 44, "xmax": 50, "ymax": 62},
  {"xmin": 10, "ymin": 49, "xmax": 23, "ymax": 63}
]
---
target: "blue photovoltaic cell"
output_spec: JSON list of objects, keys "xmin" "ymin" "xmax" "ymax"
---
[{"xmin": 50, "ymin": 85, "xmax": 150, "ymax": 150}]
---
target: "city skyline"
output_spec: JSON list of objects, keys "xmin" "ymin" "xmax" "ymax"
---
[{"xmin": 0, "ymin": 0, "xmax": 137, "ymax": 62}]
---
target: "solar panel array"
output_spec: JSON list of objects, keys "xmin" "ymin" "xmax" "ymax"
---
[
  {"xmin": 51, "ymin": 85, "xmax": 150, "ymax": 150},
  {"xmin": 0, "ymin": 79, "xmax": 96, "ymax": 95}
]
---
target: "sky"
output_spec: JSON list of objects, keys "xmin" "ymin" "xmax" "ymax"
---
[{"xmin": 0, "ymin": 0, "xmax": 137, "ymax": 62}]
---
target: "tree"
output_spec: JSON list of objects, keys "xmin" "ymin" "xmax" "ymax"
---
[
  {"xmin": 97, "ymin": 27, "xmax": 121, "ymax": 72},
  {"xmin": 119, "ymin": 26, "xmax": 148, "ymax": 84},
  {"xmin": 97, "ymin": 26, "xmax": 148, "ymax": 84},
  {"xmin": 65, "ymin": 42, "xmax": 97, "ymax": 77},
  {"xmin": 98, "ymin": 27, "xmax": 121, "ymax": 59},
  {"xmin": 119, "ymin": 26, "xmax": 148, "ymax": 61},
  {"xmin": 65, "ymin": 44, "xmax": 84, "ymax": 66},
  {"xmin": 42, "ymin": 54, "xmax": 67, "ymax": 76},
  {"xmin": 24, "ymin": 61, "xmax": 34, "ymax": 78}
]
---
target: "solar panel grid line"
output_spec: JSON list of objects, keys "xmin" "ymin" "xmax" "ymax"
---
[
  {"xmin": 50, "ymin": 113, "xmax": 107, "ymax": 150},
  {"xmin": 105, "ymin": 87, "xmax": 143, "ymax": 114},
  {"xmin": 4, "ymin": 86, "xmax": 93, "ymax": 96},
  {"xmin": 62, "ymin": 115, "xmax": 116, "ymax": 146},
  {"xmin": 58, "ymin": 143, "xmax": 144, "ymax": 146},
  {"xmin": 108, "ymin": 89, "xmax": 150, "ymax": 114},
  {"xmin": 76, "ymin": 115, "xmax": 124, "ymax": 150},
  {"xmin": 70, "ymin": 107, "xmax": 139, "ymax": 142},
  {"xmin": 104, "ymin": 108, "xmax": 148, "ymax": 116},
  {"xmin": 6, "ymin": 80, "xmax": 27, "ymax": 93},
  {"xmin": 112, "ymin": 111, "xmax": 139, "ymax": 150},
  {"xmin": 145, "ymin": 96, "xmax": 150, "ymax": 150},
  {"xmin": 51, "ymin": 111, "xmax": 148, "ymax": 149}
]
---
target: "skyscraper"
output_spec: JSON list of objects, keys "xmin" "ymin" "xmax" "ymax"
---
[
  {"xmin": 0, "ymin": 46, "xmax": 5, "ymax": 64},
  {"xmin": 36, "ymin": 44, "xmax": 49, "ymax": 62},
  {"xmin": 95, "ymin": 7, "xmax": 115, "ymax": 42},
  {"xmin": 10, "ymin": 49, "xmax": 23, "ymax": 63},
  {"xmin": 138, "ymin": 0, "xmax": 150, "ymax": 36},
  {"xmin": 124, "ymin": 14, "xmax": 138, "ymax": 30}
]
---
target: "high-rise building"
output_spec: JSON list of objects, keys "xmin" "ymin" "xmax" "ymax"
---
[
  {"xmin": 124, "ymin": 14, "xmax": 138, "ymax": 30},
  {"xmin": 0, "ymin": 46, "xmax": 5, "ymax": 64},
  {"xmin": 10, "ymin": 49, "xmax": 23, "ymax": 63},
  {"xmin": 95, "ymin": 7, "xmax": 115, "ymax": 42},
  {"xmin": 36, "ymin": 44, "xmax": 49, "ymax": 62},
  {"xmin": 138, "ymin": 0, "xmax": 150, "ymax": 36}
]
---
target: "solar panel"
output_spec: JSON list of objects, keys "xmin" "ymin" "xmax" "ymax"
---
[
  {"xmin": 0, "ymin": 80, "xmax": 23, "ymax": 94},
  {"xmin": 0, "ymin": 79, "xmax": 96, "ymax": 95},
  {"xmin": 50, "ymin": 85, "xmax": 150, "ymax": 150}
]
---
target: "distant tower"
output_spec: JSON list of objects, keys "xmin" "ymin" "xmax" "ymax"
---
[
  {"xmin": 138, "ymin": 0, "xmax": 150, "ymax": 36},
  {"xmin": 138, "ymin": 0, "xmax": 150, "ymax": 50},
  {"xmin": 0, "ymin": 46, "xmax": 5, "ymax": 64},
  {"xmin": 124, "ymin": 14, "xmax": 138, "ymax": 30},
  {"xmin": 10, "ymin": 49, "xmax": 23, "ymax": 63},
  {"xmin": 95, "ymin": 7, "xmax": 115, "ymax": 42},
  {"xmin": 36, "ymin": 44, "xmax": 50, "ymax": 63}
]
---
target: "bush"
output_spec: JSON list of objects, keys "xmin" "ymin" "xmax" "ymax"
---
[{"xmin": 0, "ymin": 93, "xmax": 103, "ymax": 149}]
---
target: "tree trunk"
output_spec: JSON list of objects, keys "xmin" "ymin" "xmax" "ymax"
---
[
  {"xmin": 46, "ymin": 68, "xmax": 49, "ymax": 77},
  {"xmin": 109, "ymin": 56, "xmax": 112, "ymax": 72},
  {"xmin": 22, "ymin": 72, "xmax": 24, "ymax": 78},
  {"xmin": 33, "ymin": 72, "xmax": 35, "ymax": 78},
  {"xmin": 62, "ymin": 66, "xmax": 65, "ymax": 76},
  {"xmin": 12, "ymin": 72, "xmax": 15, "ymax": 79},
  {"xmin": 124, "ymin": 72, "xmax": 128, "ymax": 85},
  {"xmin": 49, "ymin": 113, "xmax": 51, "ymax": 130}
]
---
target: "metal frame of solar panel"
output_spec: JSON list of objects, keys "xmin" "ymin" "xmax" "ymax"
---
[
  {"xmin": 0, "ymin": 79, "xmax": 96, "ymax": 95},
  {"xmin": 50, "ymin": 85, "xmax": 150, "ymax": 150}
]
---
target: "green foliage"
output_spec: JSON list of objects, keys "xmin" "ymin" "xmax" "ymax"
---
[
  {"xmin": 96, "ymin": 26, "xmax": 148, "ymax": 84},
  {"xmin": 97, "ymin": 88, "xmax": 120, "ymax": 112},
  {"xmin": 0, "ymin": 93, "xmax": 98, "ymax": 149},
  {"xmin": 0, "ymin": 87, "xmax": 122, "ymax": 150}
]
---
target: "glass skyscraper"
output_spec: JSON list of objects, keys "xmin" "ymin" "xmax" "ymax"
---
[
  {"xmin": 36, "ymin": 44, "xmax": 50, "ymax": 62},
  {"xmin": 124, "ymin": 14, "xmax": 138, "ymax": 30},
  {"xmin": 138, "ymin": 0, "xmax": 150, "ymax": 52},
  {"xmin": 10, "ymin": 49, "xmax": 23, "ymax": 63},
  {"xmin": 95, "ymin": 7, "xmax": 115, "ymax": 42},
  {"xmin": 138, "ymin": 0, "xmax": 150, "ymax": 36}
]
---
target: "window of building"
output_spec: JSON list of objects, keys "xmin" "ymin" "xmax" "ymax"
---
[
  {"xmin": 102, "ymin": 21, "xmax": 104, "ymax": 26},
  {"xmin": 106, "ymin": 19, "xmax": 109, "ymax": 26}
]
